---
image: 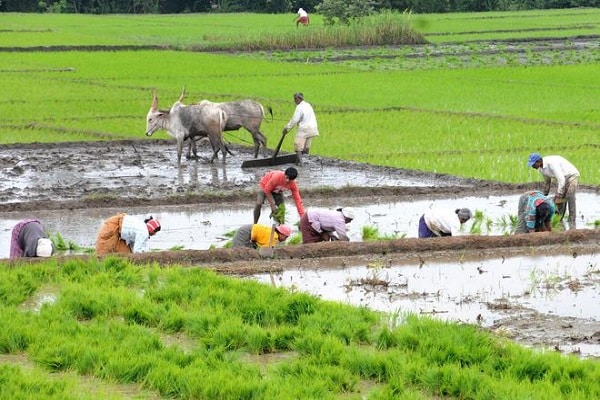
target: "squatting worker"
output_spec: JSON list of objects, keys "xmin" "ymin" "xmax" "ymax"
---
[
  {"xmin": 282, "ymin": 92, "xmax": 319, "ymax": 166},
  {"xmin": 254, "ymin": 167, "xmax": 304, "ymax": 224},
  {"xmin": 232, "ymin": 224, "xmax": 291, "ymax": 249},
  {"xmin": 515, "ymin": 190, "xmax": 555, "ymax": 234},
  {"xmin": 418, "ymin": 208, "xmax": 472, "ymax": 238},
  {"xmin": 96, "ymin": 214, "xmax": 161, "ymax": 255},
  {"xmin": 300, "ymin": 207, "xmax": 355, "ymax": 244},
  {"xmin": 528, "ymin": 152, "xmax": 579, "ymax": 229},
  {"xmin": 10, "ymin": 219, "xmax": 54, "ymax": 259},
  {"xmin": 295, "ymin": 7, "xmax": 310, "ymax": 27}
]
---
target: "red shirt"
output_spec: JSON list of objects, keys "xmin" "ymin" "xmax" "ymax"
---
[{"xmin": 259, "ymin": 170, "xmax": 304, "ymax": 216}]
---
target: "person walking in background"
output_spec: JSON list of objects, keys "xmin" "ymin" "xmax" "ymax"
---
[
  {"xmin": 515, "ymin": 190, "xmax": 555, "ymax": 234},
  {"xmin": 295, "ymin": 8, "xmax": 310, "ymax": 27},
  {"xmin": 254, "ymin": 167, "xmax": 304, "ymax": 224},
  {"xmin": 282, "ymin": 93, "xmax": 319, "ymax": 166},
  {"xmin": 232, "ymin": 224, "xmax": 291, "ymax": 249},
  {"xmin": 96, "ymin": 214, "xmax": 161, "ymax": 255},
  {"xmin": 418, "ymin": 208, "xmax": 472, "ymax": 238},
  {"xmin": 528, "ymin": 152, "xmax": 579, "ymax": 228},
  {"xmin": 300, "ymin": 207, "xmax": 355, "ymax": 244},
  {"xmin": 10, "ymin": 219, "xmax": 54, "ymax": 259}
]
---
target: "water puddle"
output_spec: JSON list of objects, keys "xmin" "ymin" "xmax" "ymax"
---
[
  {"xmin": 251, "ymin": 253, "xmax": 600, "ymax": 358},
  {"xmin": 1, "ymin": 192, "xmax": 599, "ymax": 258}
]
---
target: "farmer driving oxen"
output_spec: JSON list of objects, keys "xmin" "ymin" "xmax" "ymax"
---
[{"xmin": 282, "ymin": 92, "xmax": 319, "ymax": 166}]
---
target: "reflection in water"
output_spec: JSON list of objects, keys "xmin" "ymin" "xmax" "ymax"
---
[
  {"xmin": 176, "ymin": 162, "xmax": 229, "ymax": 192},
  {"xmin": 210, "ymin": 163, "xmax": 228, "ymax": 186}
]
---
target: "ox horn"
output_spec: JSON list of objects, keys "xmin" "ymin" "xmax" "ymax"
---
[
  {"xmin": 151, "ymin": 89, "xmax": 158, "ymax": 111},
  {"xmin": 178, "ymin": 86, "xmax": 186, "ymax": 103}
]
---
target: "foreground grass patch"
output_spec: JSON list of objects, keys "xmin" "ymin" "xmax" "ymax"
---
[{"xmin": 1, "ymin": 258, "xmax": 599, "ymax": 399}]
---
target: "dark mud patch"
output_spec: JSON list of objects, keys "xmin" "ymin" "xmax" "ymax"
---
[{"xmin": 0, "ymin": 139, "xmax": 537, "ymax": 213}]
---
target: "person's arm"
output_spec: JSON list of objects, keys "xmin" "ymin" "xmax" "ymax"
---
[
  {"xmin": 525, "ymin": 205, "xmax": 536, "ymax": 232},
  {"xmin": 548, "ymin": 163, "xmax": 567, "ymax": 197},
  {"xmin": 289, "ymin": 183, "xmax": 304, "ymax": 216},
  {"xmin": 131, "ymin": 231, "xmax": 149, "ymax": 253},
  {"xmin": 542, "ymin": 176, "xmax": 552, "ymax": 196},
  {"xmin": 332, "ymin": 218, "xmax": 350, "ymax": 241},
  {"xmin": 283, "ymin": 105, "xmax": 302, "ymax": 133},
  {"xmin": 264, "ymin": 192, "xmax": 278, "ymax": 215}
]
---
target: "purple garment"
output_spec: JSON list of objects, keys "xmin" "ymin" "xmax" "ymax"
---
[
  {"xmin": 10, "ymin": 219, "xmax": 44, "ymax": 259},
  {"xmin": 418, "ymin": 214, "xmax": 452, "ymax": 238},
  {"xmin": 305, "ymin": 209, "xmax": 348, "ymax": 240},
  {"xmin": 418, "ymin": 215, "xmax": 435, "ymax": 238}
]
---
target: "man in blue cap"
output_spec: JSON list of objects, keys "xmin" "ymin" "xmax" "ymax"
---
[{"xmin": 527, "ymin": 152, "xmax": 579, "ymax": 229}]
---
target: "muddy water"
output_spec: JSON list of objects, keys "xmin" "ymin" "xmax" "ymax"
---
[
  {"xmin": 1, "ymin": 192, "xmax": 599, "ymax": 258},
  {"xmin": 252, "ymin": 253, "xmax": 600, "ymax": 358}
]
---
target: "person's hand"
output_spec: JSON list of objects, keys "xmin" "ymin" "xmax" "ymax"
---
[{"xmin": 554, "ymin": 195, "xmax": 564, "ymax": 204}]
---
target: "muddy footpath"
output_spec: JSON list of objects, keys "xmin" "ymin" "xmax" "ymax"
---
[{"xmin": 1, "ymin": 139, "xmax": 599, "ymax": 359}]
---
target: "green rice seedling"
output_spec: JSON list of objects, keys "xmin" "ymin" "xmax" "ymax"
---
[
  {"xmin": 286, "ymin": 233, "xmax": 302, "ymax": 245},
  {"xmin": 49, "ymin": 232, "xmax": 81, "ymax": 252},
  {"xmin": 245, "ymin": 325, "xmax": 274, "ymax": 355},
  {"xmin": 362, "ymin": 225, "xmax": 401, "ymax": 241},
  {"xmin": 272, "ymin": 203, "xmax": 286, "ymax": 224},
  {"xmin": 0, "ymin": 364, "xmax": 83, "ymax": 400},
  {"xmin": 469, "ymin": 210, "xmax": 485, "ymax": 235},
  {"xmin": 168, "ymin": 245, "xmax": 185, "ymax": 251}
]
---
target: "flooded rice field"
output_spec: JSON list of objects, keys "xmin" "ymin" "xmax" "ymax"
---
[
  {"xmin": 1, "ymin": 191, "xmax": 600, "ymax": 256},
  {"xmin": 252, "ymin": 252, "xmax": 600, "ymax": 358},
  {"xmin": 1, "ymin": 140, "xmax": 600, "ymax": 359}
]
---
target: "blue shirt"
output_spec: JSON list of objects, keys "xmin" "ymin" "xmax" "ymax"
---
[{"xmin": 524, "ymin": 191, "xmax": 555, "ymax": 230}]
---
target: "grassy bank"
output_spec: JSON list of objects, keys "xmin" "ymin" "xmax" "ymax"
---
[{"xmin": 1, "ymin": 259, "xmax": 599, "ymax": 399}]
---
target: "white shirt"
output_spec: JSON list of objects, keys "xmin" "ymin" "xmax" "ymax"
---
[
  {"xmin": 538, "ymin": 155, "xmax": 579, "ymax": 195},
  {"xmin": 424, "ymin": 209, "xmax": 463, "ymax": 236},
  {"xmin": 120, "ymin": 215, "xmax": 150, "ymax": 253},
  {"xmin": 285, "ymin": 100, "xmax": 319, "ymax": 139},
  {"xmin": 298, "ymin": 8, "xmax": 308, "ymax": 18}
]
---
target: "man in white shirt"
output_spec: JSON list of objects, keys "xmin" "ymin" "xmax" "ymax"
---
[
  {"xmin": 282, "ymin": 92, "xmax": 319, "ymax": 166},
  {"xmin": 418, "ymin": 208, "xmax": 472, "ymax": 238},
  {"xmin": 528, "ymin": 153, "xmax": 579, "ymax": 228}
]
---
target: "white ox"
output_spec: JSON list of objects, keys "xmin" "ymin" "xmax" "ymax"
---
[
  {"xmin": 145, "ymin": 88, "xmax": 228, "ymax": 166},
  {"xmin": 198, "ymin": 99, "xmax": 272, "ymax": 158}
]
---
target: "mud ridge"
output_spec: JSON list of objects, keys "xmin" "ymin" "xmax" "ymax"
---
[{"xmin": 6, "ymin": 229, "xmax": 599, "ymax": 275}]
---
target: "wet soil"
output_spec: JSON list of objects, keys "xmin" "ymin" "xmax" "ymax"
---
[{"xmin": 2, "ymin": 140, "xmax": 600, "ymax": 358}]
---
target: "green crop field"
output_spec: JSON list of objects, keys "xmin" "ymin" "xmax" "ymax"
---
[
  {"xmin": 1, "ymin": 10, "xmax": 599, "ymax": 184},
  {"xmin": 2, "ymin": 11, "xmax": 600, "ymax": 398},
  {"xmin": 1, "ymin": 9, "xmax": 598, "ymax": 185}
]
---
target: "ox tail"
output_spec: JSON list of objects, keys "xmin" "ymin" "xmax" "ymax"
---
[
  {"xmin": 219, "ymin": 110, "xmax": 234, "ymax": 156},
  {"xmin": 264, "ymin": 105, "xmax": 274, "ymax": 123}
]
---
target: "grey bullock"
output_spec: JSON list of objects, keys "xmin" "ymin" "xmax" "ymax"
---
[
  {"xmin": 145, "ymin": 88, "xmax": 228, "ymax": 166},
  {"xmin": 198, "ymin": 99, "xmax": 273, "ymax": 158}
]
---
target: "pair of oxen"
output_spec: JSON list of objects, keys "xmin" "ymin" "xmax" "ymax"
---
[{"xmin": 145, "ymin": 88, "xmax": 272, "ymax": 165}]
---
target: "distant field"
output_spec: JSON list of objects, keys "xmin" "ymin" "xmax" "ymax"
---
[{"xmin": 0, "ymin": 10, "xmax": 598, "ymax": 184}]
